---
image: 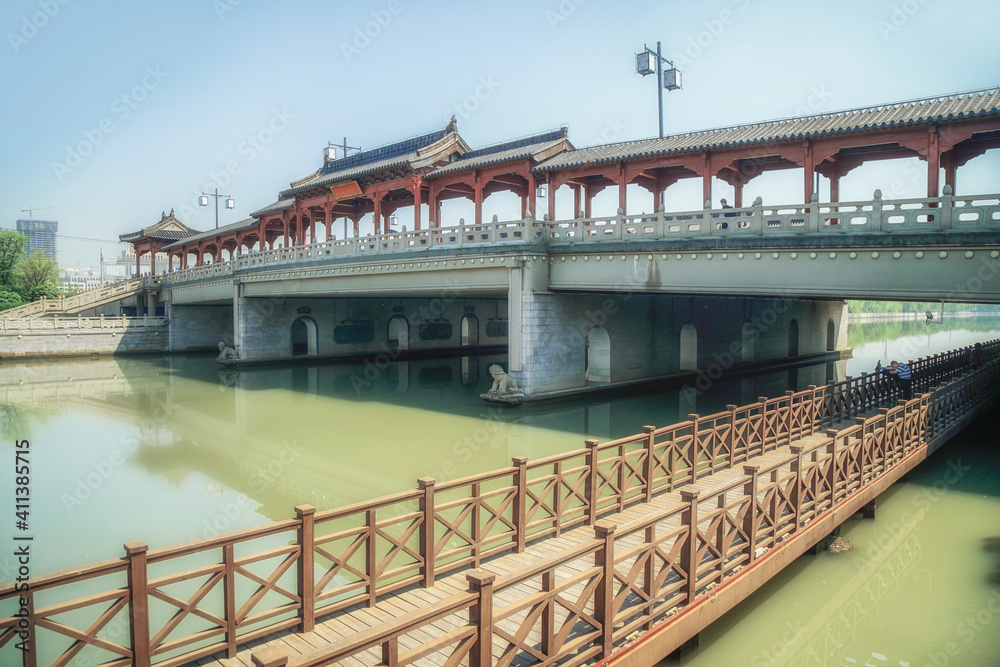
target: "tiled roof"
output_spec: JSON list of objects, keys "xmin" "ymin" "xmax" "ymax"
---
[
  {"xmin": 281, "ymin": 127, "xmax": 450, "ymax": 197},
  {"xmin": 250, "ymin": 199, "xmax": 295, "ymax": 217},
  {"xmin": 162, "ymin": 218, "xmax": 259, "ymax": 250},
  {"xmin": 425, "ymin": 129, "xmax": 569, "ymax": 179},
  {"xmin": 534, "ymin": 87, "xmax": 1000, "ymax": 172},
  {"xmin": 119, "ymin": 229, "xmax": 193, "ymax": 243}
]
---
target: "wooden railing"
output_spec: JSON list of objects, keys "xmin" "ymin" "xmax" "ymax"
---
[
  {"xmin": 0, "ymin": 340, "xmax": 996, "ymax": 667},
  {"xmin": 160, "ymin": 190, "xmax": 1000, "ymax": 286}
]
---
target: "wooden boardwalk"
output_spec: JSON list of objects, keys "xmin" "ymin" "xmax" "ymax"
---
[
  {"xmin": 1, "ymin": 341, "xmax": 997, "ymax": 667},
  {"xmin": 203, "ymin": 434, "xmax": 828, "ymax": 667}
]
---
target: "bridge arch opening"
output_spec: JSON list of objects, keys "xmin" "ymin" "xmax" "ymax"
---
[
  {"xmin": 585, "ymin": 326, "xmax": 611, "ymax": 383},
  {"xmin": 788, "ymin": 319, "xmax": 799, "ymax": 357},
  {"xmin": 826, "ymin": 319, "xmax": 836, "ymax": 351},
  {"xmin": 741, "ymin": 322, "xmax": 756, "ymax": 362},
  {"xmin": 291, "ymin": 316, "xmax": 318, "ymax": 357},
  {"xmin": 461, "ymin": 314, "xmax": 479, "ymax": 347},
  {"xmin": 387, "ymin": 315, "xmax": 409, "ymax": 352},
  {"xmin": 679, "ymin": 324, "xmax": 697, "ymax": 370}
]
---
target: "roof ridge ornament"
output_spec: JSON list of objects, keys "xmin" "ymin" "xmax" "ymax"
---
[{"xmin": 447, "ymin": 115, "xmax": 458, "ymax": 134}]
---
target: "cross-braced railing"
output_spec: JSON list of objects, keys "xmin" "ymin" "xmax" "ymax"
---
[{"xmin": 1, "ymin": 340, "xmax": 997, "ymax": 667}]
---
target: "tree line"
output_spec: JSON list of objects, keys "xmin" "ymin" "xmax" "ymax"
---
[
  {"xmin": 848, "ymin": 301, "xmax": 1000, "ymax": 314},
  {"xmin": 0, "ymin": 230, "xmax": 61, "ymax": 311}
]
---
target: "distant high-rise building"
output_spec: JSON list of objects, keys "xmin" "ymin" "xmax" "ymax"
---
[{"xmin": 16, "ymin": 219, "xmax": 58, "ymax": 262}]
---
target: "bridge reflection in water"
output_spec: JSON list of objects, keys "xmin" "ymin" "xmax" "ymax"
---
[{"xmin": 0, "ymin": 341, "xmax": 995, "ymax": 667}]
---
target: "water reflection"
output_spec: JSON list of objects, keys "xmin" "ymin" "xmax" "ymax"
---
[{"xmin": 0, "ymin": 315, "xmax": 997, "ymax": 591}]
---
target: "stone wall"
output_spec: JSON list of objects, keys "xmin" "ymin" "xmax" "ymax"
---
[
  {"xmin": 169, "ymin": 304, "xmax": 234, "ymax": 352},
  {"xmin": 0, "ymin": 328, "xmax": 168, "ymax": 359},
  {"xmin": 513, "ymin": 287, "xmax": 848, "ymax": 396},
  {"xmin": 236, "ymin": 296, "xmax": 508, "ymax": 362}
]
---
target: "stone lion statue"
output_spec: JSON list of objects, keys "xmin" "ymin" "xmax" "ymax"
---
[
  {"xmin": 216, "ymin": 341, "xmax": 238, "ymax": 364},
  {"xmin": 486, "ymin": 364, "xmax": 523, "ymax": 397}
]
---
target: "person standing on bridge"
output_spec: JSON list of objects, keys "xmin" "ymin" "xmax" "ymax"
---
[{"xmin": 877, "ymin": 360, "xmax": 912, "ymax": 399}]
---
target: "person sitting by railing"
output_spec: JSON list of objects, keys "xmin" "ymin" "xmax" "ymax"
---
[{"xmin": 876, "ymin": 359, "xmax": 912, "ymax": 399}]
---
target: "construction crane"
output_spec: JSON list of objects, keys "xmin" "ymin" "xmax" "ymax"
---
[{"xmin": 21, "ymin": 206, "xmax": 55, "ymax": 219}]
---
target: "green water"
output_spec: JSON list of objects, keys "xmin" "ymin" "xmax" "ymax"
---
[{"xmin": 0, "ymin": 316, "xmax": 997, "ymax": 665}]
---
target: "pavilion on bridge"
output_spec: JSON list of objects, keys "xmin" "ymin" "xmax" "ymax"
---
[{"xmin": 121, "ymin": 86, "xmax": 1000, "ymax": 270}]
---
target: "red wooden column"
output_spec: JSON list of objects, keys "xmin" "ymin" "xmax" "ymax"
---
[
  {"xmin": 373, "ymin": 195, "xmax": 382, "ymax": 234},
  {"xmin": 257, "ymin": 218, "xmax": 267, "ymax": 249},
  {"xmin": 617, "ymin": 163, "xmax": 627, "ymax": 213},
  {"xmin": 135, "ymin": 248, "xmax": 141, "ymax": 277},
  {"xmin": 943, "ymin": 152, "xmax": 957, "ymax": 194},
  {"xmin": 168, "ymin": 253, "xmax": 173, "ymax": 272},
  {"xmin": 526, "ymin": 172, "xmax": 537, "ymax": 218},
  {"xmin": 547, "ymin": 180, "xmax": 557, "ymax": 221},
  {"xmin": 149, "ymin": 246, "xmax": 156, "ymax": 275},
  {"xmin": 324, "ymin": 205, "xmax": 333, "ymax": 241},
  {"xmin": 282, "ymin": 214, "xmax": 290, "ymax": 248},
  {"xmin": 733, "ymin": 174, "xmax": 744, "ymax": 208},
  {"xmin": 412, "ymin": 177, "xmax": 423, "ymax": 230},
  {"xmin": 473, "ymin": 171, "xmax": 483, "ymax": 224},
  {"xmin": 573, "ymin": 184, "xmax": 582, "ymax": 216},
  {"xmin": 927, "ymin": 126, "xmax": 940, "ymax": 197},
  {"xmin": 702, "ymin": 153, "xmax": 712, "ymax": 206},
  {"xmin": 803, "ymin": 140, "xmax": 815, "ymax": 204},
  {"xmin": 828, "ymin": 166, "xmax": 841, "ymax": 203}
]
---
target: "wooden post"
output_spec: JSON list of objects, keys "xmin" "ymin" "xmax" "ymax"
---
[
  {"xmin": 125, "ymin": 540, "xmax": 151, "ymax": 667},
  {"xmin": 726, "ymin": 405, "xmax": 737, "ymax": 467},
  {"xmin": 743, "ymin": 465, "xmax": 759, "ymax": 565},
  {"xmin": 380, "ymin": 637, "xmax": 399, "ymax": 667},
  {"xmin": 642, "ymin": 425, "xmax": 655, "ymax": 503},
  {"xmin": 594, "ymin": 521, "xmax": 617, "ymax": 659},
  {"xmin": 784, "ymin": 390, "xmax": 795, "ymax": 446},
  {"xmin": 643, "ymin": 525, "xmax": 655, "ymax": 630},
  {"xmin": 541, "ymin": 569, "xmax": 555, "ymax": 655},
  {"xmin": 224, "ymin": 543, "xmax": 237, "ymax": 657},
  {"xmin": 789, "ymin": 445, "xmax": 804, "ymax": 532},
  {"xmin": 585, "ymin": 439, "xmax": 600, "ymax": 525},
  {"xmin": 366, "ymin": 509, "xmax": 378, "ymax": 606},
  {"xmin": 21, "ymin": 590, "xmax": 36, "ymax": 667},
  {"xmin": 826, "ymin": 429, "xmax": 839, "ymax": 506},
  {"xmin": 295, "ymin": 504, "xmax": 315, "ymax": 633},
  {"xmin": 680, "ymin": 490, "xmax": 700, "ymax": 603},
  {"xmin": 418, "ymin": 477, "xmax": 436, "ymax": 586},
  {"xmin": 687, "ymin": 414, "xmax": 702, "ymax": 480},
  {"xmin": 468, "ymin": 570, "xmax": 495, "ymax": 667},
  {"xmin": 512, "ymin": 456, "xmax": 528, "ymax": 552}
]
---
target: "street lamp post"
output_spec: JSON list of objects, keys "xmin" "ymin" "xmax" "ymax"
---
[
  {"xmin": 199, "ymin": 188, "xmax": 235, "ymax": 229},
  {"xmin": 635, "ymin": 41, "xmax": 682, "ymax": 140}
]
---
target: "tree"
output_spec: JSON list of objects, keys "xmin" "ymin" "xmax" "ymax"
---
[
  {"xmin": 0, "ymin": 288, "xmax": 24, "ymax": 311},
  {"xmin": 0, "ymin": 230, "xmax": 27, "ymax": 287},
  {"xmin": 15, "ymin": 250, "xmax": 59, "ymax": 301}
]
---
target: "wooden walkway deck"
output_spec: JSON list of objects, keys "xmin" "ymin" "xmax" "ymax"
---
[{"xmin": 196, "ymin": 431, "xmax": 853, "ymax": 667}]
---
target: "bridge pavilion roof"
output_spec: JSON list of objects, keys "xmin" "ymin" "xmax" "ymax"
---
[
  {"xmin": 161, "ymin": 217, "xmax": 258, "ymax": 251},
  {"xmin": 249, "ymin": 198, "xmax": 295, "ymax": 218},
  {"xmin": 119, "ymin": 209, "xmax": 199, "ymax": 244},
  {"xmin": 533, "ymin": 86, "xmax": 1000, "ymax": 172},
  {"xmin": 280, "ymin": 119, "xmax": 471, "ymax": 199},
  {"xmin": 424, "ymin": 128, "xmax": 573, "ymax": 179}
]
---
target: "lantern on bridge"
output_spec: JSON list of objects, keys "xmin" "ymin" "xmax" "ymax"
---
[
  {"xmin": 663, "ymin": 68, "xmax": 682, "ymax": 90},
  {"xmin": 635, "ymin": 51, "xmax": 656, "ymax": 76}
]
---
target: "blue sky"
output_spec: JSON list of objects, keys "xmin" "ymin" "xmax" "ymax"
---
[{"xmin": 1, "ymin": 0, "xmax": 998, "ymax": 268}]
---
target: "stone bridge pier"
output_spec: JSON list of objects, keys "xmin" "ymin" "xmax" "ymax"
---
[
  {"xmin": 508, "ymin": 260, "xmax": 848, "ymax": 398},
  {"xmin": 233, "ymin": 289, "xmax": 509, "ymax": 362}
]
